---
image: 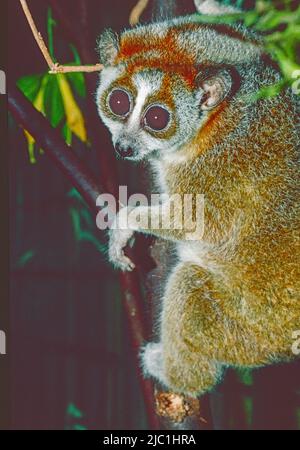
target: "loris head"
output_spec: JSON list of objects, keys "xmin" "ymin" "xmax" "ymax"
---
[{"xmin": 96, "ymin": 18, "xmax": 271, "ymax": 162}]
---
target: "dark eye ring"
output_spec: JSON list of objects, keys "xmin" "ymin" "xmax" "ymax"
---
[
  {"xmin": 107, "ymin": 88, "xmax": 132, "ymax": 118},
  {"xmin": 143, "ymin": 104, "xmax": 171, "ymax": 132}
]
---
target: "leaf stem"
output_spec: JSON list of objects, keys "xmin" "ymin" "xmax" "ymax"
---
[{"xmin": 47, "ymin": 7, "xmax": 56, "ymax": 61}]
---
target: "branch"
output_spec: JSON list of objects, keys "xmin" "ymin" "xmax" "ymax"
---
[
  {"xmin": 49, "ymin": 64, "xmax": 103, "ymax": 74},
  {"xmin": 8, "ymin": 84, "xmax": 159, "ymax": 429},
  {"xmin": 9, "ymin": 85, "xmax": 101, "ymax": 211},
  {"xmin": 129, "ymin": 0, "xmax": 149, "ymax": 26},
  {"xmin": 19, "ymin": 0, "xmax": 54, "ymax": 68},
  {"xmin": 19, "ymin": 0, "xmax": 102, "ymax": 74},
  {"xmin": 142, "ymin": 0, "xmax": 214, "ymax": 430}
]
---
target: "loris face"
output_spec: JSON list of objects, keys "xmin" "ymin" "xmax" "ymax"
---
[
  {"xmin": 97, "ymin": 65, "xmax": 204, "ymax": 161},
  {"xmin": 96, "ymin": 20, "xmax": 249, "ymax": 162}
]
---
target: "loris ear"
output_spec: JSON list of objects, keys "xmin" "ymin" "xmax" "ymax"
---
[
  {"xmin": 197, "ymin": 69, "xmax": 234, "ymax": 111},
  {"xmin": 97, "ymin": 29, "xmax": 119, "ymax": 66}
]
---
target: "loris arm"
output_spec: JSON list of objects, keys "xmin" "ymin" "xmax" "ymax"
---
[
  {"xmin": 108, "ymin": 198, "xmax": 204, "ymax": 271},
  {"xmin": 106, "ymin": 70, "xmax": 233, "ymax": 271}
]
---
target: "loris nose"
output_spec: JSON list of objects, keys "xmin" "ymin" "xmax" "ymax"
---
[{"xmin": 115, "ymin": 143, "xmax": 134, "ymax": 158}]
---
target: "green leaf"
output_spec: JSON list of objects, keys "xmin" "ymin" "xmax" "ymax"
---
[
  {"xmin": 17, "ymin": 74, "xmax": 44, "ymax": 102},
  {"xmin": 62, "ymin": 122, "xmax": 72, "ymax": 145},
  {"xmin": 66, "ymin": 403, "xmax": 84, "ymax": 419},
  {"xmin": 44, "ymin": 76, "xmax": 65, "ymax": 128},
  {"xmin": 255, "ymin": 9, "xmax": 297, "ymax": 31},
  {"xmin": 73, "ymin": 424, "xmax": 87, "ymax": 430},
  {"xmin": 69, "ymin": 44, "xmax": 82, "ymax": 65},
  {"xmin": 17, "ymin": 250, "xmax": 35, "ymax": 267},
  {"xmin": 28, "ymin": 141, "xmax": 36, "ymax": 164},
  {"xmin": 69, "ymin": 206, "xmax": 106, "ymax": 254},
  {"xmin": 67, "ymin": 188, "xmax": 83, "ymax": 203},
  {"xmin": 266, "ymin": 42, "xmax": 300, "ymax": 79},
  {"xmin": 244, "ymin": 10, "xmax": 259, "ymax": 27},
  {"xmin": 235, "ymin": 0, "xmax": 245, "ymax": 9},
  {"xmin": 250, "ymin": 80, "xmax": 286, "ymax": 101},
  {"xmin": 66, "ymin": 72, "xmax": 86, "ymax": 98},
  {"xmin": 81, "ymin": 208, "xmax": 94, "ymax": 227},
  {"xmin": 236, "ymin": 368, "xmax": 253, "ymax": 386},
  {"xmin": 243, "ymin": 396, "xmax": 253, "ymax": 427},
  {"xmin": 47, "ymin": 7, "xmax": 57, "ymax": 61},
  {"xmin": 66, "ymin": 45, "xmax": 86, "ymax": 98},
  {"xmin": 69, "ymin": 208, "xmax": 81, "ymax": 241}
]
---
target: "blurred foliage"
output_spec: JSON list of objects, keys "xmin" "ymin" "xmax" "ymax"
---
[
  {"xmin": 67, "ymin": 402, "xmax": 84, "ymax": 419},
  {"xmin": 193, "ymin": 0, "xmax": 300, "ymax": 97},
  {"xmin": 65, "ymin": 403, "xmax": 87, "ymax": 430},
  {"xmin": 68, "ymin": 188, "xmax": 107, "ymax": 255},
  {"xmin": 243, "ymin": 396, "xmax": 254, "ymax": 427},
  {"xmin": 17, "ymin": 8, "xmax": 88, "ymax": 163},
  {"xmin": 16, "ymin": 249, "xmax": 36, "ymax": 267},
  {"xmin": 236, "ymin": 367, "xmax": 254, "ymax": 386},
  {"xmin": 236, "ymin": 368, "xmax": 254, "ymax": 427},
  {"xmin": 15, "ymin": 7, "xmax": 102, "ymax": 257}
]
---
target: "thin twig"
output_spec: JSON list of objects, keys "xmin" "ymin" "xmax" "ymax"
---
[
  {"xmin": 20, "ymin": 0, "xmax": 54, "ymax": 68},
  {"xmin": 49, "ymin": 63, "xmax": 103, "ymax": 74},
  {"xmin": 19, "ymin": 0, "xmax": 102, "ymax": 74},
  {"xmin": 129, "ymin": 0, "xmax": 149, "ymax": 26}
]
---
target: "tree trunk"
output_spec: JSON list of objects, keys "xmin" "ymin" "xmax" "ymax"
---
[{"xmin": 141, "ymin": 0, "xmax": 214, "ymax": 430}]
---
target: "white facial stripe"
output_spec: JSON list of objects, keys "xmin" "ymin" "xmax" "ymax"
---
[
  {"xmin": 127, "ymin": 83, "xmax": 153, "ymax": 130},
  {"xmin": 127, "ymin": 72, "xmax": 164, "ymax": 131}
]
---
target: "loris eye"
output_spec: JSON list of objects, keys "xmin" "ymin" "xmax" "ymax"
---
[
  {"xmin": 143, "ymin": 105, "xmax": 170, "ymax": 131},
  {"xmin": 108, "ymin": 89, "xmax": 132, "ymax": 117}
]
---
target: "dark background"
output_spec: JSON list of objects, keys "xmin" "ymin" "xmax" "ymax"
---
[
  {"xmin": 8, "ymin": 0, "xmax": 156, "ymax": 430},
  {"xmin": 1, "ymin": 0, "xmax": 9, "ymax": 432}
]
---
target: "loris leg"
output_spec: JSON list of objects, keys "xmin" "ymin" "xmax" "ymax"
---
[
  {"xmin": 142, "ymin": 262, "xmax": 227, "ymax": 397},
  {"xmin": 142, "ymin": 262, "xmax": 299, "ymax": 395}
]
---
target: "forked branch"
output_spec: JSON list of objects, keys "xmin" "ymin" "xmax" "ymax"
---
[
  {"xmin": 129, "ymin": 0, "xmax": 149, "ymax": 26},
  {"xmin": 20, "ymin": 0, "xmax": 152, "ymax": 72},
  {"xmin": 19, "ymin": 0, "xmax": 102, "ymax": 74}
]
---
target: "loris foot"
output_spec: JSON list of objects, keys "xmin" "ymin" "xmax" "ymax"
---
[
  {"xmin": 141, "ymin": 341, "xmax": 224, "ymax": 397},
  {"xmin": 141, "ymin": 342, "xmax": 168, "ymax": 386}
]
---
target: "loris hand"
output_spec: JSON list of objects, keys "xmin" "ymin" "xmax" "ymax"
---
[{"xmin": 108, "ymin": 208, "xmax": 136, "ymax": 271}]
